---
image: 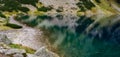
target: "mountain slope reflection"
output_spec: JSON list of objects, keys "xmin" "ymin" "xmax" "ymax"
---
[{"xmin": 15, "ymin": 14, "xmax": 120, "ymax": 57}]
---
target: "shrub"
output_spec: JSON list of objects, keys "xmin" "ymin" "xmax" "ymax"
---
[
  {"xmin": 38, "ymin": 6, "xmax": 53, "ymax": 12},
  {"xmin": 56, "ymin": 6, "xmax": 63, "ymax": 12}
]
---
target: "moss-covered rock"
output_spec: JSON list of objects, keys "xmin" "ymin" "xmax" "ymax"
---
[{"xmin": 9, "ymin": 44, "xmax": 36, "ymax": 54}]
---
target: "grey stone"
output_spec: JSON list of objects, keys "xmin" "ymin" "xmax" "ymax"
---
[
  {"xmin": 13, "ymin": 53, "xmax": 24, "ymax": 57},
  {"xmin": 0, "ymin": 34, "xmax": 12, "ymax": 45},
  {"xmin": 27, "ymin": 54, "xmax": 39, "ymax": 57},
  {"xmin": 34, "ymin": 47, "xmax": 59, "ymax": 57},
  {"xmin": 5, "ymin": 49, "xmax": 26, "ymax": 55},
  {"xmin": 0, "ymin": 48, "xmax": 8, "ymax": 54}
]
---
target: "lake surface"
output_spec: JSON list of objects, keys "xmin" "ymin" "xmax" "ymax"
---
[{"xmin": 15, "ymin": 14, "xmax": 120, "ymax": 57}]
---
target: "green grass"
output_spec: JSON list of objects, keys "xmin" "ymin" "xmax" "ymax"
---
[
  {"xmin": 0, "ymin": 26, "xmax": 12, "ymax": 31},
  {"xmin": 9, "ymin": 44, "xmax": 36, "ymax": 54}
]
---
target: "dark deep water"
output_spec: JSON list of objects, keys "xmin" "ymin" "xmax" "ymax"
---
[{"xmin": 15, "ymin": 14, "xmax": 120, "ymax": 57}]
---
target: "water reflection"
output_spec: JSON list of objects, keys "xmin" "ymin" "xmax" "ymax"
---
[{"xmin": 15, "ymin": 14, "xmax": 120, "ymax": 57}]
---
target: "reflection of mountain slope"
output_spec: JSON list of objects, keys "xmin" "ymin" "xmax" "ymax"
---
[
  {"xmin": 0, "ymin": 0, "xmax": 120, "ymax": 57},
  {"xmin": 14, "ymin": 13, "xmax": 120, "ymax": 57}
]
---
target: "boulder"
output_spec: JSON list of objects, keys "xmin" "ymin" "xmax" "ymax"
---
[
  {"xmin": 5, "ymin": 49, "xmax": 26, "ymax": 55},
  {"xmin": 0, "ymin": 48, "xmax": 8, "ymax": 54},
  {"xmin": 27, "ymin": 54, "xmax": 39, "ymax": 57},
  {"xmin": 34, "ymin": 47, "xmax": 59, "ymax": 57},
  {"xmin": 13, "ymin": 53, "xmax": 24, "ymax": 57},
  {"xmin": 0, "ymin": 34, "xmax": 12, "ymax": 45}
]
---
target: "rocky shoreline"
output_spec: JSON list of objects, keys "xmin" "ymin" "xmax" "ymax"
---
[
  {"xmin": 0, "ymin": 27, "xmax": 59, "ymax": 57},
  {"xmin": 0, "ymin": 19, "xmax": 59, "ymax": 57}
]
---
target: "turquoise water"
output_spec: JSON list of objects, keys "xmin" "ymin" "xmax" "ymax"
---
[{"xmin": 15, "ymin": 14, "xmax": 120, "ymax": 57}]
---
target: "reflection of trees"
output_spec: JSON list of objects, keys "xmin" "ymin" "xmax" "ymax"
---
[{"xmin": 15, "ymin": 14, "xmax": 52, "ymax": 27}]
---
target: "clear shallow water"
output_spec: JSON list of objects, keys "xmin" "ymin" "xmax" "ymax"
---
[{"xmin": 15, "ymin": 14, "xmax": 120, "ymax": 57}]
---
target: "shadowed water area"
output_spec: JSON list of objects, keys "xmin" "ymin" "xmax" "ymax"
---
[{"xmin": 15, "ymin": 13, "xmax": 120, "ymax": 57}]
